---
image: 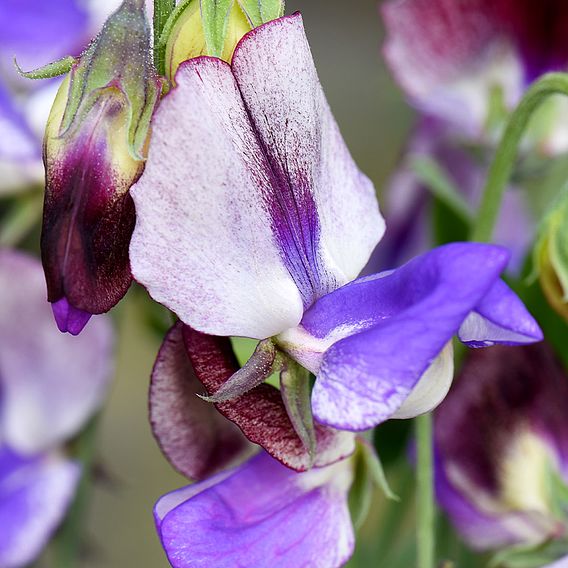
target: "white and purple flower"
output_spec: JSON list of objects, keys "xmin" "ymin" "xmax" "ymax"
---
[
  {"xmin": 435, "ymin": 343, "xmax": 568, "ymax": 559},
  {"xmin": 130, "ymin": 14, "xmax": 541, "ymax": 434},
  {"xmin": 382, "ymin": 0, "xmax": 568, "ymax": 153},
  {"xmin": 0, "ymin": 249, "xmax": 114, "ymax": 566}
]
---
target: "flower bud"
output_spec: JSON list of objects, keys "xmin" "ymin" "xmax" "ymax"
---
[
  {"xmin": 41, "ymin": 0, "xmax": 161, "ymax": 334},
  {"xmin": 162, "ymin": 0, "xmax": 284, "ymax": 81},
  {"xmin": 534, "ymin": 192, "xmax": 568, "ymax": 321}
]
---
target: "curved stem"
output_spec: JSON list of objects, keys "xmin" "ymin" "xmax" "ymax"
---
[
  {"xmin": 471, "ymin": 72, "xmax": 568, "ymax": 243},
  {"xmin": 416, "ymin": 413, "xmax": 434, "ymax": 568}
]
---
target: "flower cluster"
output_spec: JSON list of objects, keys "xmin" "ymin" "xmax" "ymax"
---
[{"xmin": 3, "ymin": 0, "xmax": 568, "ymax": 566}]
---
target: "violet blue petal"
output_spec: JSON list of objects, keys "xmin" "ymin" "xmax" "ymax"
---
[
  {"xmin": 183, "ymin": 327, "xmax": 355, "ymax": 472},
  {"xmin": 150, "ymin": 323, "xmax": 251, "ymax": 480},
  {"xmin": 0, "ymin": 82, "xmax": 38, "ymax": 162},
  {"xmin": 459, "ymin": 279, "xmax": 543, "ymax": 346},
  {"xmin": 51, "ymin": 297, "xmax": 92, "ymax": 336},
  {"xmin": 155, "ymin": 452, "xmax": 355, "ymax": 568},
  {"xmin": 435, "ymin": 343, "xmax": 568, "ymax": 549},
  {"xmin": 0, "ymin": 446, "xmax": 80, "ymax": 568},
  {"xmin": 130, "ymin": 14, "xmax": 383, "ymax": 339},
  {"xmin": 0, "ymin": 250, "xmax": 114, "ymax": 454},
  {"xmin": 308, "ymin": 243, "xmax": 513, "ymax": 430},
  {"xmin": 0, "ymin": 0, "xmax": 88, "ymax": 70}
]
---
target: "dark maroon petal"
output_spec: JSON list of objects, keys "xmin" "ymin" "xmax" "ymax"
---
[
  {"xmin": 150, "ymin": 323, "xmax": 250, "ymax": 481},
  {"xmin": 41, "ymin": 107, "xmax": 137, "ymax": 316},
  {"xmin": 183, "ymin": 327, "xmax": 355, "ymax": 472}
]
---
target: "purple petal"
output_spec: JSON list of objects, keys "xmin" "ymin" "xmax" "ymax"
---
[
  {"xmin": 0, "ymin": 82, "xmax": 38, "ymax": 162},
  {"xmin": 150, "ymin": 323, "xmax": 251, "ymax": 480},
  {"xmin": 459, "ymin": 279, "xmax": 543, "ymax": 346},
  {"xmin": 0, "ymin": 250, "xmax": 114, "ymax": 454},
  {"xmin": 0, "ymin": 0, "xmax": 88, "ymax": 70},
  {"xmin": 183, "ymin": 327, "xmax": 355, "ymax": 472},
  {"xmin": 0, "ymin": 446, "xmax": 80, "ymax": 568},
  {"xmin": 155, "ymin": 452, "xmax": 355, "ymax": 568},
  {"xmin": 51, "ymin": 297, "xmax": 92, "ymax": 336},
  {"xmin": 308, "ymin": 243, "xmax": 512, "ymax": 430},
  {"xmin": 130, "ymin": 14, "xmax": 383, "ymax": 338},
  {"xmin": 435, "ymin": 343, "xmax": 568, "ymax": 549}
]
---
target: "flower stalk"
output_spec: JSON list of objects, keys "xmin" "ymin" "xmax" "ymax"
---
[
  {"xmin": 416, "ymin": 413, "xmax": 435, "ymax": 568},
  {"xmin": 471, "ymin": 73, "xmax": 568, "ymax": 243}
]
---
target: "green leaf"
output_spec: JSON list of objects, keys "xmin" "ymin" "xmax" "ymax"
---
[
  {"xmin": 15, "ymin": 55, "xmax": 75, "ymax": 80},
  {"xmin": 360, "ymin": 439, "xmax": 399, "ymax": 502},
  {"xmin": 200, "ymin": 0, "xmax": 234, "ymax": 57},
  {"xmin": 279, "ymin": 360, "xmax": 316, "ymax": 461},
  {"xmin": 489, "ymin": 538, "xmax": 568, "ymax": 568}
]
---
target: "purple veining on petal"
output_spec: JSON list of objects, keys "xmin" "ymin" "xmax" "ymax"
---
[
  {"xmin": 51, "ymin": 297, "xmax": 92, "ymax": 336},
  {"xmin": 155, "ymin": 452, "xmax": 355, "ymax": 568}
]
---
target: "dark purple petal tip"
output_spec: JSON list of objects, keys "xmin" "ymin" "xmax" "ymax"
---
[{"xmin": 51, "ymin": 297, "xmax": 92, "ymax": 335}]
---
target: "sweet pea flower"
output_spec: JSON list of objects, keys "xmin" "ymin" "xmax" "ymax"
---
[
  {"xmin": 130, "ymin": 13, "xmax": 542, "ymax": 433},
  {"xmin": 0, "ymin": 249, "xmax": 114, "ymax": 566},
  {"xmin": 435, "ymin": 343, "xmax": 568, "ymax": 558},
  {"xmin": 382, "ymin": 0, "xmax": 568, "ymax": 153}
]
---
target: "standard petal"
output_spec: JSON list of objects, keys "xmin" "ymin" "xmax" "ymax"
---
[
  {"xmin": 459, "ymin": 279, "xmax": 543, "ymax": 346},
  {"xmin": 150, "ymin": 323, "xmax": 251, "ymax": 480},
  {"xmin": 183, "ymin": 327, "xmax": 355, "ymax": 471},
  {"xmin": 130, "ymin": 14, "xmax": 382, "ymax": 338},
  {"xmin": 308, "ymin": 243, "xmax": 512, "ymax": 430},
  {"xmin": 156, "ymin": 452, "xmax": 354, "ymax": 568},
  {"xmin": 0, "ymin": 447, "xmax": 80, "ymax": 568},
  {"xmin": 0, "ymin": 250, "xmax": 114, "ymax": 454}
]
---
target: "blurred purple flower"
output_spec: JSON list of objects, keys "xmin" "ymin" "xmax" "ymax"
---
[
  {"xmin": 375, "ymin": 117, "xmax": 535, "ymax": 272},
  {"xmin": 382, "ymin": 0, "xmax": 568, "ymax": 152},
  {"xmin": 0, "ymin": 249, "xmax": 114, "ymax": 566},
  {"xmin": 434, "ymin": 343, "xmax": 568, "ymax": 553},
  {"xmin": 155, "ymin": 450, "xmax": 355, "ymax": 568},
  {"xmin": 131, "ymin": 14, "xmax": 541, "ymax": 433}
]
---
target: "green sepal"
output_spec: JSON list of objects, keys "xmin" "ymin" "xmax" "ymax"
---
[
  {"xmin": 200, "ymin": 0, "xmax": 235, "ymax": 58},
  {"xmin": 57, "ymin": 0, "xmax": 160, "ymax": 160},
  {"xmin": 237, "ymin": 0, "xmax": 284, "ymax": 27},
  {"xmin": 15, "ymin": 55, "xmax": 75, "ymax": 80},
  {"xmin": 280, "ymin": 360, "xmax": 316, "ymax": 463},
  {"xmin": 488, "ymin": 538, "xmax": 568, "ymax": 568},
  {"xmin": 348, "ymin": 439, "xmax": 399, "ymax": 530},
  {"xmin": 157, "ymin": 0, "xmax": 195, "ymax": 54}
]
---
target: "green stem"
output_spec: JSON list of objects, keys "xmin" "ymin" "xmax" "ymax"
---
[
  {"xmin": 153, "ymin": 0, "xmax": 175, "ymax": 75},
  {"xmin": 471, "ymin": 72, "xmax": 568, "ymax": 243},
  {"xmin": 416, "ymin": 413, "xmax": 434, "ymax": 568},
  {"xmin": 52, "ymin": 416, "xmax": 101, "ymax": 567}
]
